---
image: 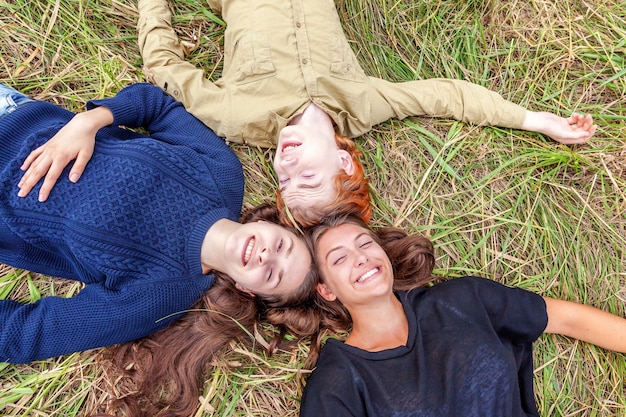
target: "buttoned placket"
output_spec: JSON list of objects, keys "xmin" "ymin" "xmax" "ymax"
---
[{"xmin": 291, "ymin": 0, "xmax": 318, "ymax": 98}]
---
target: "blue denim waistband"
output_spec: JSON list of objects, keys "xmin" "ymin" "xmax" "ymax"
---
[{"xmin": 0, "ymin": 83, "xmax": 34, "ymax": 120}]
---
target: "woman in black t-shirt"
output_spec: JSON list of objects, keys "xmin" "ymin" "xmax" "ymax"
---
[{"xmin": 300, "ymin": 215, "xmax": 626, "ymax": 417}]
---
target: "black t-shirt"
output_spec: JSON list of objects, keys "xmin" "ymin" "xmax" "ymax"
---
[{"xmin": 300, "ymin": 276, "xmax": 548, "ymax": 417}]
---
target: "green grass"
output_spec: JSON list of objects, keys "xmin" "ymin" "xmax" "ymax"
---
[{"xmin": 1, "ymin": 0, "xmax": 625, "ymax": 415}]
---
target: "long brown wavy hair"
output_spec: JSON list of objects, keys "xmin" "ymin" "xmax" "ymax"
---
[
  {"xmin": 276, "ymin": 134, "xmax": 372, "ymax": 227},
  {"xmin": 93, "ymin": 204, "xmax": 320, "ymax": 417},
  {"xmin": 303, "ymin": 215, "xmax": 437, "ymax": 368}
]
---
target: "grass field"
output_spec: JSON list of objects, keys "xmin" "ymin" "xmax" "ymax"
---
[{"xmin": 1, "ymin": 0, "xmax": 625, "ymax": 416}]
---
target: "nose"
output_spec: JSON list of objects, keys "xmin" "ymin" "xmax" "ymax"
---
[
  {"xmin": 355, "ymin": 251, "xmax": 367, "ymax": 267},
  {"xmin": 258, "ymin": 245, "xmax": 274, "ymax": 265},
  {"xmin": 279, "ymin": 156, "xmax": 298, "ymax": 169}
]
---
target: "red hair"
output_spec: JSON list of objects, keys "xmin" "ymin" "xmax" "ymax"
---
[{"xmin": 277, "ymin": 134, "xmax": 371, "ymax": 227}]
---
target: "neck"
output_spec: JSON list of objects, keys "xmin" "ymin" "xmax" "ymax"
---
[
  {"xmin": 346, "ymin": 294, "xmax": 409, "ymax": 352},
  {"xmin": 291, "ymin": 102, "xmax": 335, "ymax": 134},
  {"xmin": 200, "ymin": 218, "xmax": 238, "ymax": 274}
]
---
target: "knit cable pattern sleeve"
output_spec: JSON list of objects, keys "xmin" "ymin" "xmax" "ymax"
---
[
  {"xmin": 86, "ymin": 83, "xmax": 230, "ymax": 154},
  {"xmin": 0, "ymin": 274, "xmax": 213, "ymax": 364}
]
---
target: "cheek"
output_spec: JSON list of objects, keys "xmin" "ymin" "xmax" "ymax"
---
[
  {"xmin": 321, "ymin": 265, "xmax": 344, "ymax": 290},
  {"xmin": 272, "ymin": 157, "xmax": 282, "ymax": 173},
  {"xmin": 244, "ymin": 273, "xmax": 264, "ymax": 292},
  {"xmin": 319, "ymin": 160, "xmax": 342, "ymax": 178}
]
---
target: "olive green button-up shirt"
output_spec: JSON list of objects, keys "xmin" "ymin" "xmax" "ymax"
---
[{"xmin": 137, "ymin": 0, "xmax": 527, "ymax": 148}]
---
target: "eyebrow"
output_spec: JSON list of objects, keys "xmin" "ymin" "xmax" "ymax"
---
[
  {"xmin": 298, "ymin": 180, "xmax": 322, "ymax": 189},
  {"xmin": 324, "ymin": 232, "xmax": 368, "ymax": 261},
  {"xmin": 278, "ymin": 237, "xmax": 294, "ymax": 285},
  {"xmin": 280, "ymin": 178, "xmax": 323, "ymax": 193}
]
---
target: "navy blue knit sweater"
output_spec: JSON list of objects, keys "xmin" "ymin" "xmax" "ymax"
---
[{"xmin": 0, "ymin": 83, "xmax": 244, "ymax": 363}]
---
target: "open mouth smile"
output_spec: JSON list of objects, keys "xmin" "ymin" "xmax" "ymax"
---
[
  {"xmin": 243, "ymin": 237, "xmax": 255, "ymax": 266},
  {"xmin": 281, "ymin": 141, "xmax": 301, "ymax": 153},
  {"xmin": 356, "ymin": 267, "xmax": 379, "ymax": 284}
]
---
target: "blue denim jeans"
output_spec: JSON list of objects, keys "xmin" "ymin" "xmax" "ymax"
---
[{"xmin": 0, "ymin": 83, "xmax": 34, "ymax": 119}]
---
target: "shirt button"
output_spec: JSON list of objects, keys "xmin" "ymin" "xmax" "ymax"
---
[
  {"xmin": 302, "ymin": 58, "xmax": 307, "ymax": 64},
  {"xmin": 296, "ymin": 22, "xmax": 301, "ymax": 28},
  {"xmin": 346, "ymin": 64, "xmax": 351, "ymax": 71}
]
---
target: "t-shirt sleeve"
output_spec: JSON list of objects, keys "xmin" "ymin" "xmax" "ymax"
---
[
  {"xmin": 445, "ymin": 276, "xmax": 548, "ymax": 343},
  {"xmin": 299, "ymin": 343, "xmax": 365, "ymax": 417}
]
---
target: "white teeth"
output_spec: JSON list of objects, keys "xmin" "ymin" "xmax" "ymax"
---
[
  {"xmin": 244, "ymin": 238, "xmax": 255, "ymax": 265},
  {"xmin": 356, "ymin": 268, "xmax": 378, "ymax": 283},
  {"xmin": 283, "ymin": 144, "xmax": 298, "ymax": 152}
]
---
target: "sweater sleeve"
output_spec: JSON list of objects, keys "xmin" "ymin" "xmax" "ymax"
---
[
  {"xmin": 86, "ymin": 83, "xmax": 230, "ymax": 155},
  {"xmin": 0, "ymin": 275, "xmax": 212, "ymax": 364},
  {"xmin": 367, "ymin": 77, "xmax": 527, "ymax": 129}
]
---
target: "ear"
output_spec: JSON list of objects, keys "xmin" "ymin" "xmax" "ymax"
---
[
  {"xmin": 316, "ymin": 282, "xmax": 337, "ymax": 302},
  {"xmin": 235, "ymin": 282, "xmax": 256, "ymax": 297},
  {"xmin": 337, "ymin": 149, "xmax": 355, "ymax": 176}
]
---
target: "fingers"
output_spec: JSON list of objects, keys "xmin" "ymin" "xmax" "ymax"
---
[
  {"xmin": 37, "ymin": 161, "xmax": 67, "ymax": 202},
  {"xmin": 569, "ymin": 113, "xmax": 596, "ymax": 133},
  {"xmin": 558, "ymin": 135, "xmax": 591, "ymax": 145},
  {"xmin": 18, "ymin": 149, "xmax": 87, "ymax": 202},
  {"xmin": 557, "ymin": 113, "xmax": 596, "ymax": 145},
  {"xmin": 69, "ymin": 150, "xmax": 93, "ymax": 183},
  {"xmin": 20, "ymin": 146, "xmax": 44, "ymax": 171},
  {"xmin": 18, "ymin": 153, "xmax": 53, "ymax": 199}
]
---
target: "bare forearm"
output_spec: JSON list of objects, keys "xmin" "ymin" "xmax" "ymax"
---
[
  {"xmin": 544, "ymin": 297, "xmax": 626, "ymax": 353},
  {"xmin": 74, "ymin": 105, "xmax": 114, "ymax": 132}
]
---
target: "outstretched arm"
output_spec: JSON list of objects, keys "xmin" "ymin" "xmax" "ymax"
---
[
  {"xmin": 521, "ymin": 112, "xmax": 596, "ymax": 145},
  {"xmin": 17, "ymin": 106, "xmax": 112, "ymax": 201},
  {"xmin": 543, "ymin": 297, "xmax": 626, "ymax": 353},
  {"xmin": 136, "ymin": 0, "xmax": 225, "ymax": 132},
  {"xmin": 0, "ymin": 276, "xmax": 210, "ymax": 364},
  {"xmin": 367, "ymin": 77, "xmax": 596, "ymax": 144}
]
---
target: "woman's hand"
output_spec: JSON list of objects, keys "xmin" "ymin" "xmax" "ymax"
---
[{"xmin": 18, "ymin": 106, "xmax": 113, "ymax": 202}]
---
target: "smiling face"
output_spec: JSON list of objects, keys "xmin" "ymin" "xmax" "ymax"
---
[
  {"xmin": 222, "ymin": 221, "xmax": 312, "ymax": 298},
  {"xmin": 314, "ymin": 222, "xmax": 394, "ymax": 309},
  {"xmin": 273, "ymin": 125, "xmax": 354, "ymax": 212}
]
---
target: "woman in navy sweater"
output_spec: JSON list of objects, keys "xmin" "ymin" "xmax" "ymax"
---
[{"xmin": 0, "ymin": 83, "xmax": 314, "ymax": 364}]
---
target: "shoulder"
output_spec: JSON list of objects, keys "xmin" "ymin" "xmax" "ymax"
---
[
  {"xmin": 426, "ymin": 276, "xmax": 528, "ymax": 300},
  {"xmin": 302, "ymin": 339, "xmax": 361, "ymax": 407},
  {"xmin": 404, "ymin": 276, "xmax": 544, "ymax": 319},
  {"xmin": 401, "ymin": 276, "xmax": 488, "ymax": 305},
  {"xmin": 307, "ymin": 339, "xmax": 355, "ymax": 382}
]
